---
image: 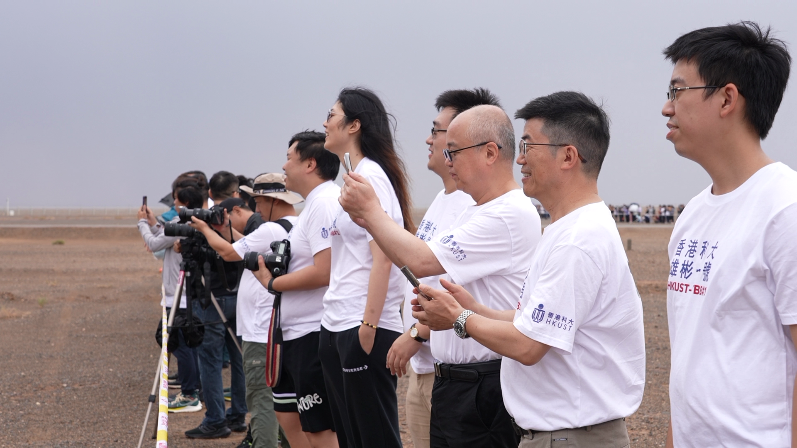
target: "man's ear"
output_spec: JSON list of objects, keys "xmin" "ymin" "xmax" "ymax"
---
[
  {"xmin": 306, "ymin": 157, "xmax": 318, "ymax": 175},
  {"xmin": 483, "ymin": 142, "xmax": 501, "ymax": 165},
  {"xmin": 559, "ymin": 145, "xmax": 579, "ymax": 171},
  {"xmin": 719, "ymin": 83, "xmax": 741, "ymax": 119}
]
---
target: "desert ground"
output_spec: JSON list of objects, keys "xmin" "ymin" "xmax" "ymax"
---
[{"xmin": 0, "ymin": 216, "xmax": 673, "ymax": 447}]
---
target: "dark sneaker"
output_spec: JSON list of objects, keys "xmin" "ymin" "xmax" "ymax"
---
[
  {"xmin": 226, "ymin": 415, "xmax": 247, "ymax": 432},
  {"xmin": 236, "ymin": 425, "xmax": 253, "ymax": 448},
  {"xmin": 185, "ymin": 423, "xmax": 232, "ymax": 439}
]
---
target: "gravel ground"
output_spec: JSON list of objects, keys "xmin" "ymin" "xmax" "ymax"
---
[{"xmin": 0, "ymin": 224, "xmax": 674, "ymax": 447}]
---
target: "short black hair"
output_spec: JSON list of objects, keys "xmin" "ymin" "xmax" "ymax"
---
[
  {"xmin": 289, "ymin": 130, "xmax": 340, "ymax": 181},
  {"xmin": 209, "ymin": 171, "xmax": 239, "ymax": 202},
  {"xmin": 664, "ymin": 21, "xmax": 791, "ymax": 139},
  {"xmin": 175, "ymin": 183, "xmax": 203, "ymax": 209},
  {"xmin": 173, "ymin": 171, "xmax": 208, "ymax": 202},
  {"xmin": 435, "ymin": 88, "xmax": 502, "ymax": 119},
  {"xmin": 515, "ymin": 91, "xmax": 610, "ymax": 178}
]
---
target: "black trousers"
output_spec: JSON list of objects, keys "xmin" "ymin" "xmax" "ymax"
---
[
  {"xmin": 430, "ymin": 366, "xmax": 519, "ymax": 448},
  {"xmin": 318, "ymin": 325, "xmax": 402, "ymax": 448}
]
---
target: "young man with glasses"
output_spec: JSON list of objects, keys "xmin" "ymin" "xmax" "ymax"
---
[
  {"xmin": 412, "ymin": 91, "xmax": 645, "ymax": 448},
  {"xmin": 385, "ymin": 89, "xmax": 498, "ymax": 448},
  {"xmin": 340, "ymin": 104, "xmax": 539, "ymax": 448},
  {"xmin": 661, "ymin": 22, "xmax": 795, "ymax": 447}
]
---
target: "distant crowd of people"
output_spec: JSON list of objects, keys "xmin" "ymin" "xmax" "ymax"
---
[{"xmin": 608, "ymin": 204, "xmax": 685, "ymax": 223}]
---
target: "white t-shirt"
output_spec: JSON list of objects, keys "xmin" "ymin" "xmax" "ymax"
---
[
  {"xmin": 428, "ymin": 188, "xmax": 540, "ymax": 364},
  {"xmin": 668, "ymin": 162, "xmax": 797, "ymax": 447},
  {"xmin": 232, "ymin": 216, "xmax": 297, "ymax": 343},
  {"xmin": 403, "ymin": 189, "xmax": 475, "ymax": 374},
  {"xmin": 282, "ymin": 181, "xmax": 340, "ymax": 341},
  {"xmin": 502, "ymin": 202, "xmax": 645, "ymax": 431},
  {"xmin": 322, "ymin": 157, "xmax": 405, "ymax": 333}
]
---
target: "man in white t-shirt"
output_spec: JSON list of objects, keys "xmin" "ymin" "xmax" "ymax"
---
[
  {"xmin": 661, "ymin": 23, "xmax": 796, "ymax": 447},
  {"xmin": 191, "ymin": 172, "xmax": 302, "ymax": 447},
  {"xmin": 341, "ymin": 104, "xmax": 539, "ymax": 448},
  {"xmin": 384, "ymin": 89, "xmax": 497, "ymax": 448},
  {"xmin": 413, "ymin": 91, "xmax": 645, "ymax": 448},
  {"xmin": 251, "ymin": 131, "xmax": 342, "ymax": 448}
]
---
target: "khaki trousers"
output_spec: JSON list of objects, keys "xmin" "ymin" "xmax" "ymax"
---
[
  {"xmin": 243, "ymin": 341, "xmax": 279, "ymax": 448},
  {"xmin": 405, "ymin": 364, "xmax": 435, "ymax": 448},
  {"xmin": 518, "ymin": 418, "xmax": 630, "ymax": 448}
]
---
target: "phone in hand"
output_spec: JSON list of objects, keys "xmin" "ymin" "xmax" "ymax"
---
[
  {"xmin": 142, "ymin": 196, "xmax": 147, "ymax": 209},
  {"xmin": 401, "ymin": 266, "xmax": 432, "ymax": 300},
  {"xmin": 343, "ymin": 153, "xmax": 352, "ymax": 174}
]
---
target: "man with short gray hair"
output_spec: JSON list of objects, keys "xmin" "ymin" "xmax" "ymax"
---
[{"xmin": 340, "ymin": 104, "xmax": 540, "ymax": 448}]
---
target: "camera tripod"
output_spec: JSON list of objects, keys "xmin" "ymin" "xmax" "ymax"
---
[{"xmin": 136, "ymin": 256, "xmax": 242, "ymax": 448}]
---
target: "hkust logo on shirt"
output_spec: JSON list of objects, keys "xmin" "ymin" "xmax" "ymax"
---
[
  {"xmin": 668, "ymin": 238, "xmax": 718, "ymax": 296},
  {"xmin": 329, "ymin": 218, "xmax": 340, "ymax": 237},
  {"xmin": 439, "ymin": 234, "xmax": 466, "ymax": 261},
  {"xmin": 531, "ymin": 304, "xmax": 573, "ymax": 331},
  {"xmin": 321, "ymin": 227, "xmax": 329, "ymax": 239}
]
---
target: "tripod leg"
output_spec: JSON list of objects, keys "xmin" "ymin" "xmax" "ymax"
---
[
  {"xmin": 137, "ymin": 362, "xmax": 161, "ymax": 448},
  {"xmin": 207, "ymin": 292, "xmax": 243, "ymax": 355}
]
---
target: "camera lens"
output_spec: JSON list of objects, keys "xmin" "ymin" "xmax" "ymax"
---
[{"xmin": 243, "ymin": 252, "xmax": 261, "ymax": 271}]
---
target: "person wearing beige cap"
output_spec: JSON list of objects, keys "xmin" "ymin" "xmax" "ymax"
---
[{"xmin": 191, "ymin": 171, "xmax": 302, "ymax": 447}]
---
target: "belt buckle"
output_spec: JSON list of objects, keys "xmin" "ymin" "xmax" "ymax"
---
[{"xmin": 434, "ymin": 363, "xmax": 441, "ymax": 377}]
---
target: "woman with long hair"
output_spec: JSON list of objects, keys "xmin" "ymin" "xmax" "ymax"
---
[{"xmin": 318, "ymin": 87, "xmax": 412, "ymax": 448}]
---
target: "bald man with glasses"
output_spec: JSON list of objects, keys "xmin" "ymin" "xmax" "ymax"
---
[{"xmin": 340, "ymin": 104, "xmax": 540, "ymax": 448}]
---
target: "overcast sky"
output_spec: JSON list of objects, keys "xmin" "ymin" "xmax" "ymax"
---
[{"xmin": 1, "ymin": 1, "xmax": 795, "ymax": 208}]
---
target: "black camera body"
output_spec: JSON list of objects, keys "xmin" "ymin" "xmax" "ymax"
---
[{"xmin": 243, "ymin": 239, "xmax": 291, "ymax": 277}]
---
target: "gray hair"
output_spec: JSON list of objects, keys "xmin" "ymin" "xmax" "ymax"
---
[{"xmin": 466, "ymin": 105, "xmax": 516, "ymax": 162}]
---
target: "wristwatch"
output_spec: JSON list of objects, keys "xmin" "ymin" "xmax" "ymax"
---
[
  {"xmin": 454, "ymin": 310, "xmax": 475, "ymax": 339},
  {"xmin": 410, "ymin": 323, "xmax": 428, "ymax": 343}
]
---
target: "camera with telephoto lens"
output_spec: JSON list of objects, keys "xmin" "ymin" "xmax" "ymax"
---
[
  {"xmin": 178, "ymin": 206, "xmax": 225, "ymax": 226},
  {"xmin": 243, "ymin": 239, "xmax": 291, "ymax": 277}
]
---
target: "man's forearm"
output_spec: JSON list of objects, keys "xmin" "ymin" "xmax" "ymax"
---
[
  {"xmin": 272, "ymin": 264, "xmax": 328, "ymax": 292},
  {"xmin": 364, "ymin": 208, "xmax": 444, "ymax": 278},
  {"xmin": 465, "ymin": 314, "xmax": 550, "ymax": 366}
]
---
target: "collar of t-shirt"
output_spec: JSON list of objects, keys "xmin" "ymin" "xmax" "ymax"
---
[
  {"xmin": 305, "ymin": 180, "xmax": 337, "ymax": 204},
  {"xmin": 243, "ymin": 213, "xmax": 265, "ymax": 236},
  {"xmin": 702, "ymin": 162, "xmax": 781, "ymax": 207}
]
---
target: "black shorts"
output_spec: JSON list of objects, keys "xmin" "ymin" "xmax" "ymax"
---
[
  {"xmin": 272, "ymin": 361, "xmax": 297, "ymax": 413},
  {"xmin": 282, "ymin": 331, "xmax": 335, "ymax": 433}
]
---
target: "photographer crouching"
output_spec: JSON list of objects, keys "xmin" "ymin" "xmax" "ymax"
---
[
  {"xmin": 190, "ymin": 172, "xmax": 302, "ymax": 448},
  {"xmin": 138, "ymin": 180, "xmax": 204, "ymax": 413}
]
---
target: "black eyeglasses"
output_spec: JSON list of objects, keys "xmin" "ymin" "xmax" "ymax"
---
[
  {"xmin": 667, "ymin": 85, "xmax": 721, "ymax": 102},
  {"xmin": 443, "ymin": 141, "xmax": 501, "ymax": 162},
  {"xmin": 431, "ymin": 128, "xmax": 447, "ymax": 137},
  {"xmin": 519, "ymin": 141, "xmax": 587, "ymax": 163},
  {"xmin": 326, "ymin": 109, "xmax": 346, "ymax": 122}
]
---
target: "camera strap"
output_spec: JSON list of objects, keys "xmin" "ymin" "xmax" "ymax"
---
[
  {"xmin": 274, "ymin": 219, "xmax": 293, "ymax": 234},
  {"xmin": 265, "ymin": 292, "xmax": 283, "ymax": 388}
]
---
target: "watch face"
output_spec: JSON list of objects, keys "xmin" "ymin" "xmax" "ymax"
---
[
  {"xmin": 453, "ymin": 319, "xmax": 466, "ymax": 338},
  {"xmin": 410, "ymin": 327, "xmax": 418, "ymax": 338}
]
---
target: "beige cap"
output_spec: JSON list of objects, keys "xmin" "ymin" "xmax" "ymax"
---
[{"xmin": 239, "ymin": 173, "xmax": 304, "ymax": 205}]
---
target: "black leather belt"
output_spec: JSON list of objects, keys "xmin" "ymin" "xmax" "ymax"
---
[{"xmin": 433, "ymin": 360, "xmax": 501, "ymax": 382}]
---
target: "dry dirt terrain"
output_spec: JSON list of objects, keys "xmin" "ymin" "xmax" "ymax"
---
[{"xmin": 0, "ymin": 223, "xmax": 673, "ymax": 447}]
